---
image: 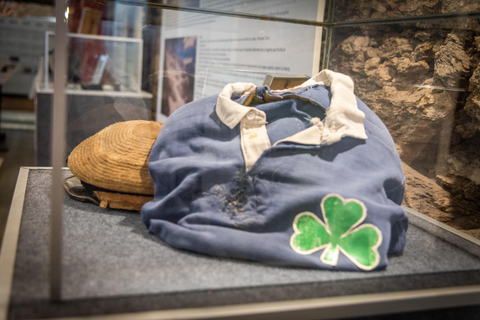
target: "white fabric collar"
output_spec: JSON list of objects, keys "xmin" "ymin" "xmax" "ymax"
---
[{"xmin": 215, "ymin": 70, "xmax": 367, "ymax": 147}]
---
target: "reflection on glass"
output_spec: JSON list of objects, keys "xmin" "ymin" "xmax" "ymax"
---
[
  {"xmin": 162, "ymin": 36, "xmax": 197, "ymax": 115},
  {"xmin": 333, "ymin": 0, "xmax": 480, "ymax": 22}
]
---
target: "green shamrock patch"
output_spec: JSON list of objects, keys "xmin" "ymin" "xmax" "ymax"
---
[{"xmin": 290, "ymin": 194, "xmax": 382, "ymax": 270}]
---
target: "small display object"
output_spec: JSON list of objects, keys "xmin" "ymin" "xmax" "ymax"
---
[
  {"xmin": 44, "ymin": 31, "xmax": 143, "ymax": 93},
  {"xmin": 263, "ymin": 74, "xmax": 311, "ymax": 90},
  {"xmin": 77, "ymin": 7, "xmax": 103, "ymax": 35}
]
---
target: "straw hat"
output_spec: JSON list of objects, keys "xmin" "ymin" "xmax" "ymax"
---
[{"xmin": 68, "ymin": 120, "xmax": 163, "ymax": 197}]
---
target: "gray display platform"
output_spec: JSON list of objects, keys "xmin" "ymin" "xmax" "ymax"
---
[{"xmin": 1, "ymin": 168, "xmax": 480, "ymax": 320}]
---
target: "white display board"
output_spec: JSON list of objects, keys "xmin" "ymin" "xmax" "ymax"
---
[{"xmin": 157, "ymin": 0, "xmax": 325, "ymax": 120}]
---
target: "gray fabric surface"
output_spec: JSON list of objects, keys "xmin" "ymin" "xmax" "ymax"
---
[{"xmin": 7, "ymin": 169, "xmax": 480, "ymax": 319}]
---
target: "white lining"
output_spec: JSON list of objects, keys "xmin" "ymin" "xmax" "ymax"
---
[
  {"xmin": 239, "ymin": 110, "xmax": 271, "ymax": 171},
  {"xmin": 216, "ymin": 82, "xmax": 257, "ymax": 129},
  {"xmin": 215, "ymin": 70, "xmax": 368, "ymax": 170}
]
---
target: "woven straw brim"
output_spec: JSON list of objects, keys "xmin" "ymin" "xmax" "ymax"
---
[
  {"xmin": 94, "ymin": 191, "xmax": 153, "ymax": 211},
  {"xmin": 68, "ymin": 120, "xmax": 162, "ymax": 195}
]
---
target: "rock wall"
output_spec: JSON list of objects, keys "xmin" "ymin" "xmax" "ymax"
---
[{"xmin": 330, "ymin": 0, "xmax": 480, "ymax": 238}]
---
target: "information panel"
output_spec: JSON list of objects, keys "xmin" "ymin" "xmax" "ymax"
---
[{"xmin": 157, "ymin": 0, "xmax": 325, "ymax": 119}]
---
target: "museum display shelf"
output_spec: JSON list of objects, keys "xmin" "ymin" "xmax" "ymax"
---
[
  {"xmin": 35, "ymin": 31, "xmax": 153, "ymax": 166},
  {"xmin": 0, "ymin": 168, "xmax": 479, "ymax": 320},
  {"xmin": 44, "ymin": 32, "xmax": 144, "ymax": 94}
]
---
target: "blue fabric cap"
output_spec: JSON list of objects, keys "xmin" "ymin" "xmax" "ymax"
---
[{"xmin": 142, "ymin": 70, "xmax": 407, "ymax": 271}]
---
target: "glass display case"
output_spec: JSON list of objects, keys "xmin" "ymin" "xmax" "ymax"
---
[
  {"xmin": 35, "ymin": 31, "xmax": 152, "ymax": 166},
  {"xmin": 1, "ymin": 1, "xmax": 480, "ymax": 319}
]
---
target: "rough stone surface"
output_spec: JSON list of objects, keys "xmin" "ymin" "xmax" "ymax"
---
[
  {"xmin": 1, "ymin": 2, "xmax": 54, "ymax": 18},
  {"xmin": 434, "ymin": 33, "xmax": 471, "ymax": 87},
  {"xmin": 335, "ymin": 0, "xmax": 480, "ymax": 26},
  {"xmin": 403, "ymin": 163, "xmax": 480, "ymax": 239},
  {"xmin": 331, "ymin": 27, "xmax": 459, "ymax": 176},
  {"xmin": 331, "ymin": 0, "xmax": 480, "ymax": 238}
]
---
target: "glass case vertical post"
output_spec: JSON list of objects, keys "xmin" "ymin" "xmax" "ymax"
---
[
  {"xmin": 50, "ymin": 0, "xmax": 68, "ymax": 301},
  {"xmin": 320, "ymin": 0, "xmax": 335, "ymax": 70}
]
